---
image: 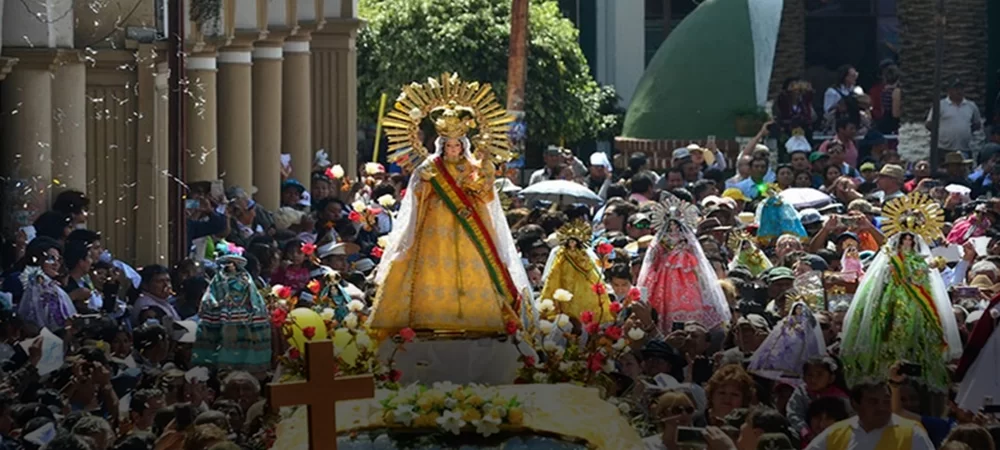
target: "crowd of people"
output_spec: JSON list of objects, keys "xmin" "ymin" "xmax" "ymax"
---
[{"xmin": 0, "ymin": 71, "xmax": 998, "ymax": 450}]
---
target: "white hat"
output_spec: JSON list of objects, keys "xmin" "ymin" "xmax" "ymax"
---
[
  {"xmin": 672, "ymin": 147, "xmax": 691, "ymax": 160},
  {"xmin": 317, "ymin": 241, "xmax": 360, "ymax": 259},
  {"xmin": 785, "ymin": 135, "xmax": 812, "ymax": 154},
  {"xmin": 700, "ymin": 195, "xmax": 723, "ymax": 208},
  {"xmin": 589, "ymin": 151, "xmax": 612, "ymax": 171}
]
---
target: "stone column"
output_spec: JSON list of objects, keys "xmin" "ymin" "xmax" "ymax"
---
[
  {"xmin": 252, "ymin": 42, "xmax": 284, "ymax": 211},
  {"xmin": 50, "ymin": 50, "xmax": 87, "ymax": 192},
  {"xmin": 0, "ymin": 50, "xmax": 55, "ymax": 230},
  {"xmin": 135, "ymin": 46, "xmax": 172, "ymax": 265},
  {"xmin": 282, "ymin": 35, "xmax": 313, "ymax": 191},
  {"xmin": 217, "ymin": 46, "xmax": 254, "ymax": 191},
  {"xmin": 311, "ymin": 21, "xmax": 361, "ymax": 176},
  {"xmin": 185, "ymin": 52, "xmax": 219, "ymax": 182}
]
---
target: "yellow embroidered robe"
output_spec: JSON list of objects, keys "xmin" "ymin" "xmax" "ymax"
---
[
  {"xmin": 539, "ymin": 247, "xmax": 613, "ymax": 323},
  {"xmin": 368, "ymin": 157, "xmax": 508, "ymax": 333}
]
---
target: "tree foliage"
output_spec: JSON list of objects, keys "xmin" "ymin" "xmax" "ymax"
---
[{"xmin": 357, "ymin": 0, "xmax": 618, "ymax": 152}]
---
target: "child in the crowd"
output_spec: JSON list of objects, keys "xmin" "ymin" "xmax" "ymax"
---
[
  {"xmin": 269, "ymin": 239, "xmax": 311, "ymax": 292},
  {"xmin": 787, "ymin": 356, "xmax": 850, "ymax": 439}
]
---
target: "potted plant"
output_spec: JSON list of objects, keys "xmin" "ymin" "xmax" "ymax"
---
[{"xmin": 733, "ymin": 106, "xmax": 771, "ymax": 136}]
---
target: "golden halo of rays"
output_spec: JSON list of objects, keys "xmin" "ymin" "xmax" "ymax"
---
[
  {"xmin": 880, "ymin": 192, "xmax": 945, "ymax": 243},
  {"xmin": 556, "ymin": 219, "xmax": 593, "ymax": 247},
  {"xmin": 650, "ymin": 195, "xmax": 700, "ymax": 232},
  {"xmin": 381, "ymin": 73, "xmax": 516, "ymax": 173},
  {"xmin": 727, "ymin": 229, "xmax": 753, "ymax": 254}
]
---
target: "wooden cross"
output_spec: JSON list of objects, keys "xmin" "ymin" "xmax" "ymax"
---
[{"xmin": 267, "ymin": 340, "xmax": 375, "ymax": 450}]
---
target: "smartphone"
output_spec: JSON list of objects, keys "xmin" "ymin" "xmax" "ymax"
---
[
  {"xmin": 676, "ymin": 426, "xmax": 706, "ymax": 445},
  {"xmin": 184, "ymin": 198, "xmax": 200, "ymax": 209},
  {"xmin": 706, "ymin": 135, "xmax": 716, "ymax": 148},
  {"xmin": 899, "ymin": 362, "xmax": 922, "ymax": 377}
]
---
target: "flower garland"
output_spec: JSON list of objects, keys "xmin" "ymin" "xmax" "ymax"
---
[{"xmin": 380, "ymin": 383, "xmax": 524, "ymax": 437}]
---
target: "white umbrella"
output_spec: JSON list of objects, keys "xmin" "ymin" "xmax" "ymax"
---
[
  {"xmin": 778, "ymin": 188, "xmax": 833, "ymax": 210},
  {"xmin": 519, "ymin": 180, "xmax": 603, "ymax": 207},
  {"xmin": 494, "ymin": 178, "xmax": 523, "ymax": 194}
]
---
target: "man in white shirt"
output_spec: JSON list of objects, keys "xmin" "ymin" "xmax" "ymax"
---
[
  {"xmin": 805, "ymin": 380, "xmax": 934, "ymax": 450},
  {"xmin": 927, "ymin": 78, "xmax": 983, "ymax": 156}
]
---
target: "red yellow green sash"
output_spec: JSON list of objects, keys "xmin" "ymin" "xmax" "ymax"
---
[
  {"xmin": 428, "ymin": 158, "xmax": 521, "ymax": 311},
  {"xmin": 890, "ymin": 253, "xmax": 944, "ymax": 344}
]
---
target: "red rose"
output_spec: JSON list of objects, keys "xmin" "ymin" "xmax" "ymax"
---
[
  {"xmin": 587, "ymin": 352, "xmax": 606, "ymax": 372},
  {"xmin": 288, "ymin": 348, "xmax": 301, "ymax": 360},
  {"xmin": 388, "ymin": 369, "xmax": 402, "ymax": 382},
  {"xmin": 301, "ymin": 242, "xmax": 316, "ymax": 256},
  {"xmin": 609, "ymin": 302, "xmax": 623, "ymax": 314},
  {"xmin": 302, "ymin": 326, "xmax": 316, "ymax": 340},
  {"xmin": 370, "ymin": 247, "xmax": 384, "ymax": 259},
  {"xmin": 307, "ymin": 279, "xmax": 321, "ymax": 294},
  {"xmin": 324, "ymin": 167, "xmax": 336, "ymax": 179},
  {"xmin": 277, "ymin": 285, "xmax": 292, "ymax": 299},
  {"xmin": 348, "ymin": 211, "xmax": 362, "ymax": 222},
  {"xmin": 604, "ymin": 325, "xmax": 623, "ymax": 341},
  {"xmin": 399, "ymin": 327, "xmax": 416, "ymax": 343},
  {"xmin": 596, "ymin": 242, "xmax": 614, "ymax": 256},
  {"xmin": 628, "ymin": 287, "xmax": 642, "ymax": 301},
  {"xmin": 585, "ymin": 322, "xmax": 600, "ymax": 335},
  {"xmin": 270, "ymin": 308, "xmax": 288, "ymax": 327},
  {"xmin": 524, "ymin": 356, "xmax": 536, "ymax": 367},
  {"xmin": 592, "ymin": 283, "xmax": 607, "ymax": 295},
  {"xmin": 505, "ymin": 320, "xmax": 519, "ymax": 335},
  {"xmin": 580, "ymin": 311, "xmax": 594, "ymax": 324}
]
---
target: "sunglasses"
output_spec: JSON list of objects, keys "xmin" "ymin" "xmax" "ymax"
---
[{"xmin": 632, "ymin": 221, "xmax": 651, "ymax": 230}]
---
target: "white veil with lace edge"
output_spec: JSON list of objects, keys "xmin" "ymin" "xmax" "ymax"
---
[
  {"xmin": 372, "ymin": 136, "xmax": 538, "ymax": 328},
  {"xmin": 841, "ymin": 233, "xmax": 963, "ymax": 360},
  {"xmin": 635, "ymin": 220, "xmax": 732, "ymax": 330}
]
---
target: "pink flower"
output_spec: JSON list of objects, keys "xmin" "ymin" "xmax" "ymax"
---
[
  {"xmin": 506, "ymin": 320, "xmax": 519, "ymax": 335},
  {"xmin": 270, "ymin": 308, "xmax": 288, "ymax": 327},
  {"xmin": 348, "ymin": 211, "xmax": 362, "ymax": 222},
  {"xmin": 302, "ymin": 326, "xmax": 316, "ymax": 340},
  {"xmin": 399, "ymin": 327, "xmax": 416, "ymax": 343},
  {"xmin": 609, "ymin": 302, "xmax": 623, "ymax": 315},
  {"xmin": 585, "ymin": 322, "xmax": 600, "ymax": 335},
  {"xmin": 288, "ymin": 348, "xmax": 301, "ymax": 360},
  {"xmin": 524, "ymin": 356, "xmax": 536, "ymax": 367},
  {"xmin": 592, "ymin": 283, "xmax": 607, "ymax": 295},
  {"xmin": 595, "ymin": 242, "xmax": 614, "ymax": 256},
  {"xmin": 307, "ymin": 279, "xmax": 321, "ymax": 294},
  {"xmin": 627, "ymin": 287, "xmax": 642, "ymax": 301},
  {"xmin": 370, "ymin": 247, "xmax": 384, "ymax": 259},
  {"xmin": 604, "ymin": 325, "xmax": 623, "ymax": 341},
  {"xmin": 580, "ymin": 311, "xmax": 594, "ymax": 324},
  {"xmin": 388, "ymin": 369, "xmax": 402, "ymax": 382},
  {"xmin": 301, "ymin": 242, "xmax": 316, "ymax": 256}
]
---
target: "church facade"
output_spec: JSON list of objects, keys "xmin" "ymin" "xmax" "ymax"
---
[{"xmin": 0, "ymin": 0, "xmax": 361, "ymax": 265}]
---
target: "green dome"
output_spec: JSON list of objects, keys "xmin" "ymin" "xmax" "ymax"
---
[{"xmin": 622, "ymin": 0, "xmax": 783, "ymax": 140}]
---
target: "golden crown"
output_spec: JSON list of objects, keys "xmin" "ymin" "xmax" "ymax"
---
[
  {"xmin": 432, "ymin": 101, "xmax": 476, "ymax": 139},
  {"xmin": 650, "ymin": 194, "xmax": 700, "ymax": 232},
  {"xmin": 881, "ymin": 192, "xmax": 944, "ymax": 243},
  {"xmin": 557, "ymin": 219, "xmax": 592, "ymax": 247},
  {"xmin": 382, "ymin": 73, "xmax": 516, "ymax": 172}
]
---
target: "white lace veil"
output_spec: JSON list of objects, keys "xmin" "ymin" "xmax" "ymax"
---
[
  {"xmin": 373, "ymin": 136, "xmax": 537, "ymax": 327},
  {"xmin": 842, "ymin": 233, "xmax": 963, "ymax": 359},
  {"xmin": 636, "ymin": 220, "xmax": 731, "ymax": 330}
]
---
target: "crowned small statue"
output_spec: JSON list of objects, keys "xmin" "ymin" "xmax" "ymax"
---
[
  {"xmin": 368, "ymin": 74, "xmax": 535, "ymax": 338},
  {"xmin": 728, "ymin": 230, "xmax": 772, "ymax": 277},
  {"xmin": 539, "ymin": 219, "xmax": 613, "ymax": 323}
]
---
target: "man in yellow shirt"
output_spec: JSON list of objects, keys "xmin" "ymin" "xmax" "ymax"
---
[{"xmin": 805, "ymin": 379, "xmax": 934, "ymax": 450}]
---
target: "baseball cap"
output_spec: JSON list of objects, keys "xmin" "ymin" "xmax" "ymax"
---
[
  {"xmin": 737, "ymin": 314, "xmax": 770, "ymax": 331},
  {"xmin": 768, "ymin": 266, "xmax": 796, "ymax": 283},
  {"xmin": 722, "ymin": 188, "xmax": 749, "ymax": 202},
  {"xmin": 859, "ymin": 162, "xmax": 876, "ymax": 172},
  {"xmin": 672, "ymin": 147, "xmax": 691, "ymax": 160},
  {"xmin": 797, "ymin": 208, "xmax": 822, "ymax": 226},
  {"xmin": 809, "ymin": 152, "xmax": 829, "ymax": 163}
]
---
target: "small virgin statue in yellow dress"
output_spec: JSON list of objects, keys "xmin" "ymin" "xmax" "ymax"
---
[
  {"xmin": 539, "ymin": 219, "xmax": 613, "ymax": 323},
  {"xmin": 367, "ymin": 75, "xmax": 534, "ymax": 338}
]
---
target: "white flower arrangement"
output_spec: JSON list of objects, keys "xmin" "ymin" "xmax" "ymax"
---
[
  {"xmin": 329, "ymin": 164, "xmax": 345, "ymax": 179},
  {"xmin": 347, "ymin": 300, "xmax": 365, "ymax": 312},
  {"xmin": 380, "ymin": 384, "xmax": 524, "ymax": 437},
  {"xmin": 377, "ymin": 194, "xmax": 396, "ymax": 208}
]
